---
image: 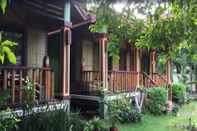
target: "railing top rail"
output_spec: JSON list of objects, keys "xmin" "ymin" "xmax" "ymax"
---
[
  {"xmin": 82, "ymin": 70, "xmax": 100, "ymax": 72},
  {"xmin": 142, "ymin": 72, "xmax": 158, "ymax": 86},
  {"xmin": 83, "ymin": 70, "xmax": 139, "ymax": 74},
  {"xmin": 152, "ymin": 72, "xmax": 168, "ymax": 83},
  {"xmin": 0, "ymin": 66, "xmax": 52, "ymax": 71},
  {"xmin": 108, "ymin": 70, "xmax": 139, "ymax": 74}
]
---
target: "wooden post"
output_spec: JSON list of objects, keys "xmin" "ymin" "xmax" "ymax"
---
[
  {"xmin": 98, "ymin": 34, "xmax": 108, "ymax": 90},
  {"xmin": 62, "ymin": 27, "xmax": 71, "ymax": 98},
  {"xmin": 166, "ymin": 60, "xmax": 172, "ymax": 101},
  {"xmin": 19, "ymin": 70, "xmax": 23, "ymax": 103},
  {"xmin": 3, "ymin": 70, "xmax": 8, "ymax": 91},
  {"xmin": 43, "ymin": 56, "xmax": 51, "ymax": 100},
  {"xmin": 150, "ymin": 51, "xmax": 156, "ymax": 80},
  {"xmin": 136, "ymin": 48, "xmax": 141, "ymax": 88}
]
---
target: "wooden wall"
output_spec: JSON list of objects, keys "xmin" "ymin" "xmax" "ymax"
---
[
  {"xmin": 27, "ymin": 28, "xmax": 47, "ymax": 67},
  {"xmin": 82, "ymin": 40, "xmax": 99, "ymax": 71}
]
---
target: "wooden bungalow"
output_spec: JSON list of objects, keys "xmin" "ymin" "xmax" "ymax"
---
[
  {"xmin": 0, "ymin": 0, "xmax": 172, "ymax": 114},
  {"xmin": 0, "ymin": 0, "xmax": 77, "ymax": 110},
  {"xmin": 69, "ymin": 1, "xmax": 172, "ymax": 115}
]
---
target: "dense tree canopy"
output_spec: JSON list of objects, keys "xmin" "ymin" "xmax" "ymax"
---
[{"xmin": 88, "ymin": 0, "xmax": 197, "ymax": 62}]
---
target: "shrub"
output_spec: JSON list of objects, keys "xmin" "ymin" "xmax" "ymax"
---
[
  {"xmin": 106, "ymin": 97, "xmax": 142, "ymax": 124},
  {"xmin": 172, "ymin": 83, "xmax": 187, "ymax": 104},
  {"xmin": 172, "ymin": 103, "xmax": 180, "ymax": 116},
  {"xmin": 16, "ymin": 110, "xmax": 85, "ymax": 131},
  {"xmin": 146, "ymin": 87, "xmax": 168, "ymax": 115},
  {"xmin": 0, "ymin": 109, "xmax": 20, "ymax": 131},
  {"xmin": 119, "ymin": 108, "xmax": 142, "ymax": 123},
  {"xmin": 0, "ymin": 91, "xmax": 20, "ymax": 131},
  {"xmin": 84, "ymin": 117, "xmax": 108, "ymax": 131}
]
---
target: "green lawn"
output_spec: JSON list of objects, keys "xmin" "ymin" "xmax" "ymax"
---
[{"xmin": 119, "ymin": 101, "xmax": 197, "ymax": 131}]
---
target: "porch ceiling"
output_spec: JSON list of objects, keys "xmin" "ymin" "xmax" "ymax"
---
[{"xmin": 1, "ymin": 0, "xmax": 95, "ymax": 32}]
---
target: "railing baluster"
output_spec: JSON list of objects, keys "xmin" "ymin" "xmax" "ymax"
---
[
  {"xmin": 3, "ymin": 69, "xmax": 8, "ymax": 91},
  {"xmin": 11, "ymin": 70, "xmax": 16, "ymax": 104},
  {"xmin": 19, "ymin": 69, "xmax": 23, "ymax": 103},
  {"xmin": 44, "ymin": 69, "xmax": 49, "ymax": 100},
  {"xmin": 39, "ymin": 69, "xmax": 43, "ymax": 101},
  {"xmin": 51, "ymin": 71, "xmax": 54, "ymax": 99}
]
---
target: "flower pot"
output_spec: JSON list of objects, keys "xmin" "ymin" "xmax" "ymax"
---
[{"xmin": 110, "ymin": 127, "xmax": 119, "ymax": 131}]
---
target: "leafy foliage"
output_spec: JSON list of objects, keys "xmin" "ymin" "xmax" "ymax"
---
[
  {"xmin": 89, "ymin": 2, "xmax": 145, "ymax": 60},
  {"xmin": 106, "ymin": 97, "xmax": 142, "ymax": 126},
  {"xmin": 0, "ymin": 38, "xmax": 17, "ymax": 64},
  {"xmin": 0, "ymin": 0, "xmax": 7, "ymax": 14},
  {"xmin": 106, "ymin": 100, "xmax": 121, "ymax": 128},
  {"xmin": 16, "ymin": 110, "xmax": 85, "ymax": 131},
  {"xmin": 146, "ymin": 87, "xmax": 168, "ymax": 115},
  {"xmin": 119, "ymin": 108, "xmax": 142, "ymax": 123},
  {"xmin": 89, "ymin": 0, "xmax": 197, "ymax": 65},
  {"xmin": 0, "ymin": 92, "xmax": 20, "ymax": 131},
  {"xmin": 20, "ymin": 78, "xmax": 36, "ymax": 116},
  {"xmin": 84, "ymin": 117, "xmax": 108, "ymax": 131},
  {"xmin": 0, "ymin": 111, "xmax": 20, "ymax": 131},
  {"xmin": 0, "ymin": 1, "xmax": 17, "ymax": 64},
  {"xmin": 172, "ymin": 83, "xmax": 187, "ymax": 104}
]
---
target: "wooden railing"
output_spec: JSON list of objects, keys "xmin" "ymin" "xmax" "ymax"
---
[
  {"xmin": 81, "ymin": 70, "xmax": 139, "ymax": 95},
  {"xmin": 108, "ymin": 71, "xmax": 138, "ymax": 92},
  {"xmin": 140, "ymin": 72, "xmax": 158, "ymax": 88},
  {"xmin": 152, "ymin": 73, "xmax": 168, "ymax": 87},
  {"xmin": 80, "ymin": 71, "xmax": 168, "ymax": 95},
  {"xmin": 0, "ymin": 66, "xmax": 54, "ymax": 106},
  {"xmin": 81, "ymin": 71, "xmax": 101, "ymax": 95}
]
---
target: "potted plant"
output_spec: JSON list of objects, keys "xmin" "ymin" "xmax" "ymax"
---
[
  {"xmin": 107, "ymin": 101, "xmax": 121, "ymax": 131},
  {"xmin": 84, "ymin": 117, "xmax": 107, "ymax": 131},
  {"xmin": 109, "ymin": 112, "xmax": 120, "ymax": 131}
]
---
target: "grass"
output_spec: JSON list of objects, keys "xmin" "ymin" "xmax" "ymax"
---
[{"xmin": 119, "ymin": 101, "xmax": 197, "ymax": 131}]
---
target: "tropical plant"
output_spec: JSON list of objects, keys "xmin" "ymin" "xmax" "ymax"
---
[
  {"xmin": 0, "ymin": 0, "xmax": 17, "ymax": 64},
  {"xmin": 21, "ymin": 78, "xmax": 36, "ymax": 116},
  {"xmin": 0, "ymin": 110, "xmax": 20, "ymax": 131},
  {"xmin": 0, "ymin": 92, "xmax": 20, "ymax": 131},
  {"xmin": 106, "ymin": 100, "xmax": 121, "ymax": 129},
  {"xmin": 172, "ymin": 83, "xmax": 187, "ymax": 105},
  {"xmin": 146, "ymin": 87, "xmax": 168, "ymax": 115},
  {"xmin": 0, "ymin": 33, "xmax": 17, "ymax": 64},
  {"xmin": 84, "ymin": 117, "xmax": 108, "ymax": 131},
  {"xmin": 119, "ymin": 108, "xmax": 142, "ymax": 123},
  {"xmin": 0, "ymin": 0, "xmax": 7, "ymax": 14},
  {"xmin": 16, "ymin": 110, "xmax": 85, "ymax": 131}
]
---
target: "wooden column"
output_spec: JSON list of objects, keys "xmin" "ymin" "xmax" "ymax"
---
[
  {"xmin": 62, "ymin": 27, "xmax": 71, "ymax": 98},
  {"xmin": 98, "ymin": 34, "xmax": 108, "ymax": 90},
  {"xmin": 136, "ymin": 48, "xmax": 141, "ymax": 87},
  {"xmin": 166, "ymin": 60, "xmax": 172, "ymax": 101},
  {"xmin": 43, "ymin": 56, "xmax": 51, "ymax": 100},
  {"xmin": 150, "ymin": 51, "xmax": 156, "ymax": 78}
]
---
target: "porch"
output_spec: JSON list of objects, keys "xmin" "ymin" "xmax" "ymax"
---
[
  {"xmin": 0, "ymin": 66, "xmax": 54, "ymax": 108},
  {"xmin": 71, "ymin": 70, "xmax": 169, "ymax": 96},
  {"xmin": 70, "ymin": 30, "xmax": 169, "ymax": 96}
]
